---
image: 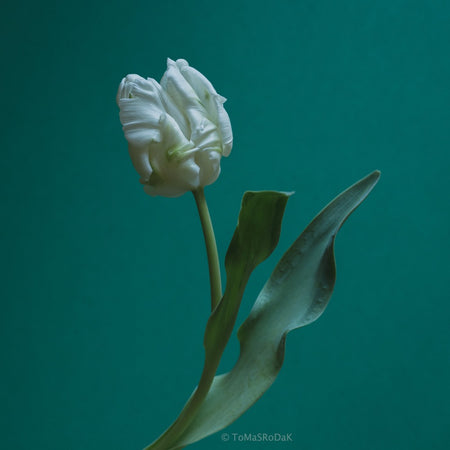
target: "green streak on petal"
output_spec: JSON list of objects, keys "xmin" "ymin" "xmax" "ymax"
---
[{"xmin": 166, "ymin": 142, "xmax": 196, "ymax": 161}]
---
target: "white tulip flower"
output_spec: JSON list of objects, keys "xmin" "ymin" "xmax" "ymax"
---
[{"xmin": 116, "ymin": 58, "xmax": 233, "ymax": 197}]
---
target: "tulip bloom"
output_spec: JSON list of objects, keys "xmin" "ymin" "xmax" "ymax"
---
[{"xmin": 117, "ymin": 59, "xmax": 233, "ymax": 197}]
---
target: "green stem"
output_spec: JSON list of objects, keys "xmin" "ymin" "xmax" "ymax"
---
[
  {"xmin": 192, "ymin": 188, "xmax": 222, "ymax": 311},
  {"xmin": 144, "ymin": 189, "xmax": 224, "ymax": 450}
]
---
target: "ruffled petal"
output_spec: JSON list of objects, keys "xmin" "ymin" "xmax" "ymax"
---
[
  {"xmin": 164, "ymin": 157, "xmax": 201, "ymax": 191},
  {"xmin": 176, "ymin": 60, "xmax": 233, "ymax": 156},
  {"xmin": 161, "ymin": 59, "xmax": 200, "ymax": 111},
  {"xmin": 176, "ymin": 59, "xmax": 219, "ymax": 120},
  {"xmin": 161, "ymin": 59, "xmax": 210, "ymax": 141},
  {"xmin": 117, "ymin": 75, "xmax": 167, "ymax": 146},
  {"xmin": 117, "ymin": 74, "xmax": 164, "ymax": 105},
  {"xmin": 215, "ymin": 99, "xmax": 233, "ymax": 157},
  {"xmin": 189, "ymin": 115, "xmax": 221, "ymax": 151},
  {"xmin": 149, "ymin": 77, "xmax": 190, "ymax": 138},
  {"xmin": 145, "ymin": 113, "xmax": 198, "ymax": 191},
  {"xmin": 127, "ymin": 142, "xmax": 153, "ymax": 183},
  {"xmin": 195, "ymin": 150, "xmax": 222, "ymax": 186},
  {"xmin": 118, "ymin": 98, "xmax": 162, "ymax": 146},
  {"xmin": 155, "ymin": 113, "xmax": 194, "ymax": 160},
  {"xmin": 144, "ymin": 156, "xmax": 201, "ymax": 197}
]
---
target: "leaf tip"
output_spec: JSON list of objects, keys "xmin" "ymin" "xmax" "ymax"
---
[
  {"xmin": 362, "ymin": 170, "xmax": 381, "ymax": 194},
  {"xmin": 372, "ymin": 169, "xmax": 381, "ymax": 179}
]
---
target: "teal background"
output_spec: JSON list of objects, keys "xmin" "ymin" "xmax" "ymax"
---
[{"xmin": 1, "ymin": 0, "xmax": 449, "ymax": 449}]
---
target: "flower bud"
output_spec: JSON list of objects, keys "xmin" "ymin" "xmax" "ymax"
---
[{"xmin": 116, "ymin": 59, "xmax": 233, "ymax": 197}]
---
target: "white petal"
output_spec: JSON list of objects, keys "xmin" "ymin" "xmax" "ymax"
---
[
  {"xmin": 161, "ymin": 59, "xmax": 200, "ymax": 111},
  {"xmin": 118, "ymin": 98, "xmax": 162, "ymax": 145},
  {"xmin": 189, "ymin": 115, "xmax": 221, "ymax": 150},
  {"xmin": 146, "ymin": 77, "xmax": 190, "ymax": 138},
  {"xmin": 176, "ymin": 60, "xmax": 233, "ymax": 156},
  {"xmin": 176, "ymin": 59, "xmax": 219, "ymax": 121},
  {"xmin": 117, "ymin": 75, "xmax": 168, "ymax": 146},
  {"xmin": 215, "ymin": 99, "xmax": 233, "ymax": 157},
  {"xmin": 127, "ymin": 142, "xmax": 153, "ymax": 182},
  {"xmin": 195, "ymin": 150, "xmax": 222, "ymax": 187},
  {"xmin": 144, "ymin": 157, "xmax": 201, "ymax": 198},
  {"xmin": 117, "ymin": 75, "xmax": 163, "ymax": 104},
  {"xmin": 161, "ymin": 59, "xmax": 210, "ymax": 141},
  {"xmin": 156, "ymin": 113, "xmax": 193, "ymax": 158},
  {"xmin": 165, "ymin": 157, "xmax": 201, "ymax": 190}
]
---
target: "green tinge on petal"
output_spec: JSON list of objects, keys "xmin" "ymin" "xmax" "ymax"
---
[{"xmin": 166, "ymin": 142, "xmax": 196, "ymax": 161}]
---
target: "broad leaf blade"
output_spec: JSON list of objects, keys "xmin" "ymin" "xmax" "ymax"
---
[
  {"xmin": 204, "ymin": 191, "xmax": 292, "ymax": 356},
  {"xmin": 225, "ymin": 191, "xmax": 294, "ymax": 269},
  {"xmin": 171, "ymin": 171, "xmax": 380, "ymax": 448}
]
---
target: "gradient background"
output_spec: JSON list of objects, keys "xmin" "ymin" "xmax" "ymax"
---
[{"xmin": 1, "ymin": 1, "xmax": 449, "ymax": 449}]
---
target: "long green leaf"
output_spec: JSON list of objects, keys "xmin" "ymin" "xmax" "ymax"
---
[
  {"xmin": 204, "ymin": 191, "xmax": 292, "ymax": 360},
  {"xmin": 170, "ymin": 170, "xmax": 380, "ymax": 448}
]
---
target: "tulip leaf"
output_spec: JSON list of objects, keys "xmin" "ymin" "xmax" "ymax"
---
[
  {"xmin": 146, "ymin": 191, "xmax": 291, "ymax": 450},
  {"xmin": 169, "ymin": 170, "xmax": 380, "ymax": 449},
  {"xmin": 204, "ymin": 190, "xmax": 292, "ymax": 360}
]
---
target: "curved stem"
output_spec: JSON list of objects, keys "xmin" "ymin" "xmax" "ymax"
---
[
  {"xmin": 192, "ymin": 188, "xmax": 222, "ymax": 311},
  {"xmin": 145, "ymin": 190, "xmax": 223, "ymax": 450}
]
